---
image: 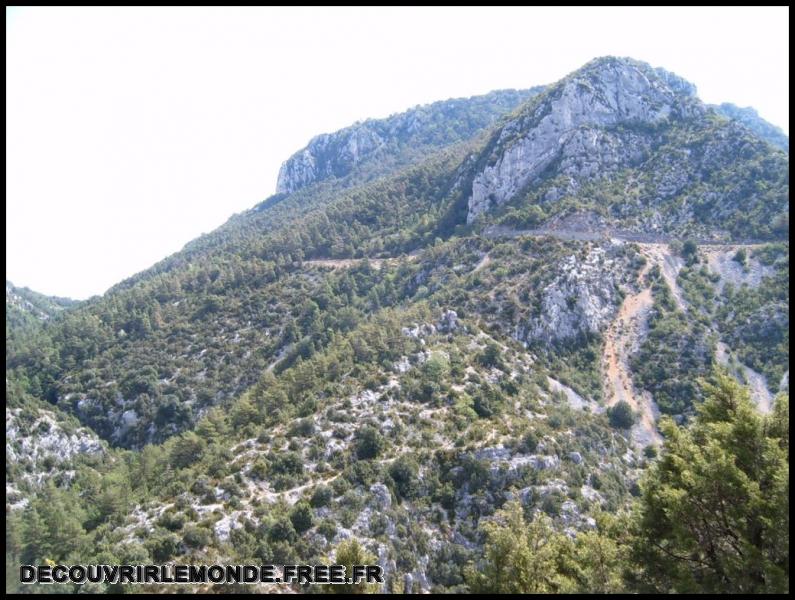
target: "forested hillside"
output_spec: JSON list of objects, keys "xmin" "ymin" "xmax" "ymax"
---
[{"xmin": 6, "ymin": 56, "xmax": 789, "ymax": 594}]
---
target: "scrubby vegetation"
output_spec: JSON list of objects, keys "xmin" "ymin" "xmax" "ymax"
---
[
  {"xmin": 5, "ymin": 56, "xmax": 789, "ymax": 594},
  {"xmin": 466, "ymin": 374, "xmax": 789, "ymax": 594},
  {"xmin": 632, "ymin": 267, "xmax": 714, "ymax": 416}
]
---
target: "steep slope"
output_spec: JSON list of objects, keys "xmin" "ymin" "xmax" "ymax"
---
[
  {"xmin": 8, "ymin": 150, "xmax": 478, "ymax": 448},
  {"xmin": 6, "ymin": 282, "xmax": 80, "ymax": 401},
  {"xmin": 6, "ymin": 281, "xmax": 77, "ymax": 327},
  {"xmin": 601, "ymin": 250, "xmax": 661, "ymax": 447},
  {"xmin": 6, "ymin": 58, "xmax": 788, "ymax": 452},
  {"xmin": 5, "ymin": 55, "xmax": 790, "ymax": 594},
  {"xmin": 460, "ymin": 57, "xmax": 788, "ymax": 241},
  {"xmin": 6, "ymin": 402, "xmax": 106, "ymax": 508}
]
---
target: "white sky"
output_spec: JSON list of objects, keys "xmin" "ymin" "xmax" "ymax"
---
[{"xmin": 6, "ymin": 6, "xmax": 789, "ymax": 299}]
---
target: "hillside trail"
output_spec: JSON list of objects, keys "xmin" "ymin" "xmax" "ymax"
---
[
  {"xmin": 265, "ymin": 344, "xmax": 292, "ymax": 372},
  {"xmin": 602, "ymin": 292, "xmax": 661, "ymax": 446},
  {"xmin": 473, "ymin": 253, "xmax": 491, "ymax": 272},
  {"xmin": 251, "ymin": 473, "xmax": 341, "ymax": 506},
  {"xmin": 303, "ymin": 258, "xmax": 387, "ymax": 269},
  {"xmin": 302, "ymin": 255, "xmax": 417, "ymax": 270}
]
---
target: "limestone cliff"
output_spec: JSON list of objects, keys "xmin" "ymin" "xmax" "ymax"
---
[{"xmin": 276, "ymin": 88, "xmax": 544, "ymax": 194}]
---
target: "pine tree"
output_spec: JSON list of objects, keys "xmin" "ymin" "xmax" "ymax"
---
[
  {"xmin": 632, "ymin": 371, "xmax": 789, "ymax": 593},
  {"xmin": 566, "ymin": 512, "xmax": 628, "ymax": 594},
  {"xmin": 325, "ymin": 539, "xmax": 379, "ymax": 594},
  {"xmin": 465, "ymin": 501, "xmax": 576, "ymax": 593}
]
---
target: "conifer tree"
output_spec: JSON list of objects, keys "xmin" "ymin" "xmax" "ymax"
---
[{"xmin": 632, "ymin": 372, "xmax": 789, "ymax": 593}]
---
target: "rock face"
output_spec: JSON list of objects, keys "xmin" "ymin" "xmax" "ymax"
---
[
  {"xmin": 6, "ymin": 407, "xmax": 105, "ymax": 506},
  {"xmin": 466, "ymin": 57, "xmax": 701, "ymax": 223},
  {"xmin": 462, "ymin": 57, "xmax": 788, "ymax": 242},
  {"xmin": 6, "ymin": 408, "xmax": 104, "ymax": 465},
  {"xmin": 275, "ymin": 88, "xmax": 544, "ymax": 194},
  {"xmin": 518, "ymin": 244, "xmax": 632, "ymax": 345},
  {"xmin": 276, "ymin": 127, "xmax": 385, "ymax": 194}
]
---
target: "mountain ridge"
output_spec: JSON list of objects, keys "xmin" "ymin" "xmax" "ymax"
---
[
  {"xmin": 6, "ymin": 56, "xmax": 788, "ymax": 450},
  {"xmin": 275, "ymin": 87, "xmax": 546, "ymax": 195},
  {"xmin": 459, "ymin": 56, "xmax": 787, "ymax": 242}
]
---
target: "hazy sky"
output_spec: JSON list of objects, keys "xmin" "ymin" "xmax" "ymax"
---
[{"xmin": 6, "ymin": 6, "xmax": 789, "ymax": 299}]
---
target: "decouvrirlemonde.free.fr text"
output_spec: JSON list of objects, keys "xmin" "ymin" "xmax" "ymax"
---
[{"xmin": 20, "ymin": 564, "xmax": 384, "ymax": 585}]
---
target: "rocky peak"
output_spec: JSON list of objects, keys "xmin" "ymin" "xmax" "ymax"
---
[
  {"xmin": 466, "ymin": 57, "xmax": 703, "ymax": 223},
  {"xmin": 276, "ymin": 125, "xmax": 386, "ymax": 194}
]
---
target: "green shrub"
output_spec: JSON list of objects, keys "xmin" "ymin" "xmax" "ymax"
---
[
  {"xmin": 310, "ymin": 485, "xmax": 333, "ymax": 508},
  {"xmin": 607, "ymin": 401, "xmax": 635, "ymax": 429},
  {"xmin": 268, "ymin": 451, "xmax": 304, "ymax": 476},
  {"xmin": 317, "ymin": 520, "xmax": 337, "ymax": 542},
  {"xmin": 182, "ymin": 525, "xmax": 212, "ymax": 549},
  {"xmin": 289, "ymin": 502, "xmax": 314, "ymax": 534},
  {"xmin": 732, "ymin": 248, "xmax": 747, "ymax": 266},
  {"xmin": 145, "ymin": 532, "xmax": 181, "ymax": 562},
  {"xmin": 354, "ymin": 425, "xmax": 385, "ymax": 460},
  {"xmin": 268, "ymin": 519, "xmax": 297, "ymax": 543},
  {"xmin": 389, "ymin": 456, "xmax": 420, "ymax": 500}
]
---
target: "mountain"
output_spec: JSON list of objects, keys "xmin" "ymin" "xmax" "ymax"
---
[
  {"xmin": 713, "ymin": 102, "xmax": 789, "ymax": 152},
  {"xmin": 460, "ymin": 57, "xmax": 788, "ymax": 241},
  {"xmin": 6, "ymin": 57, "xmax": 789, "ymax": 593}
]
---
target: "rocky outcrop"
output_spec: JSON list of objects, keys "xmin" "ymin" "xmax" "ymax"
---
[
  {"xmin": 369, "ymin": 483, "xmax": 392, "ymax": 510},
  {"xmin": 401, "ymin": 322, "xmax": 437, "ymax": 340},
  {"xmin": 466, "ymin": 57, "xmax": 702, "ymax": 223},
  {"xmin": 6, "ymin": 407, "xmax": 104, "ymax": 465},
  {"xmin": 276, "ymin": 127, "xmax": 386, "ymax": 194},
  {"xmin": 472, "ymin": 445, "xmax": 561, "ymax": 476},
  {"xmin": 437, "ymin": 309, "xmax": 460, "ymax": 333},
  {"xmin": 518, "ymin": 244, "xmax": 632, "ymax": 345},
  {"xmin": 276, "ymin": 88, "xmax": 544, "ymax": 194},
  {"xmin": 461, "ymin": 57, "xmax": 788, "ymax": 243},
  {"xmin": 6, "ymin": 407, "xmax": 105, "ymax": 506}
]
